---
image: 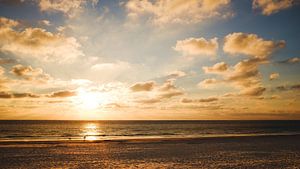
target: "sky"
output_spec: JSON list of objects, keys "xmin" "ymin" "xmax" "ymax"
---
[{"xmin": 0, "ymin": 0, "xmax": 299, "ymax": 120}]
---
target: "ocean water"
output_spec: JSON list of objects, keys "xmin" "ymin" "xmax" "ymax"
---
[{"xmin": 0, "ymin": 120, "xmax": 299, "ymax": 141}]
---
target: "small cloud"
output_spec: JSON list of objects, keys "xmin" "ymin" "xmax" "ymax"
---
[
  {"xmin": 38, "ymin": 0, "xmax": 98, "ymax": 18},
  {"xmin": 253, "ymin": 0, "xmax": 295, "ymax": 16},
  {"xmin": 198, "ymin": 78, "xmax": 218, "ymax": 88},
  {"xmin": 0, "ymin": 91, "xmax": 40, "ymax": 99},
  {"xmin": 157, "ymin": 80, "xmax": 184, "ymax": 99},
  {"xmin": 276, "ymin": 84, "xmax": 300, "ymax": 91},
  {"xmin": 166, "ymin": 70, "xmax": 186, "ymax": 78},
  {"xmin": 277, "ymin": 57, "xmax": 300, "ymax": 64},
  {"xmin": 10, "ymin": 64, "xmax": 52, "ymax": 83},
  {"xmin": 203, "ymin": 62, "xmax": 228, "ymax": 74},
  {"xmin": 174, "ymin": 37, "xmax": 218, "ymax": 57},
  {"xmin": 158, "ymin": 90, "xmax": 184, "ymax": 99},
  {"xmin": 135, "ymin": 98, "xmax": 161, "ymax": 104},
  {"xmin": 47, "ymin": 90, "xmax": 76, "ymax": 98},
  {"xmin": 40, "ymin": 19, "xmax": 51, "ymax": 26},
  {"xmin": 240, "ymin": 86, "xmax": 266, "ymax": 96},
  {"xmin": 181, "ymin": 97, "xmax": 218, "ymax": 103},
  {"xmin": 269, "ymin": 73, "xmax": 279, "ymax": 80},
  {"xmin": 130, "ymin": 81, "xmax": 156, "ymax": 92}
]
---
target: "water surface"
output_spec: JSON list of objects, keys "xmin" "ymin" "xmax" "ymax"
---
[{"xmin": 0, "ymin": 120, "xmax": 299, "ymax": 141}]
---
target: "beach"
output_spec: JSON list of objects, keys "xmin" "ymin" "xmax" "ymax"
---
[{"xmin": 0, "ymin": 135, "xmax": 299, "ymax": 169}]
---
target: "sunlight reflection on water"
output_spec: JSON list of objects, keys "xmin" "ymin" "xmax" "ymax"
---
[{"xmin": 82, "ymin": 123, "xmax": 100, "ymax": 141}]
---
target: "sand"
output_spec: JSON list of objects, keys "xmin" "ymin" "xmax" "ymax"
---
[{"xmin": 0, "ymin": 135, "xmax": 300, "ymax": 169}]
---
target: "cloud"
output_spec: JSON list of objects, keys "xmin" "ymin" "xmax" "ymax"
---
[
  {"xmin": 130, "ymin": 81, "xmax": 156, "ymax": 92},
  {"xmin": 174, "ymin": 37, "xmax": 218, "ymax": 57},
  {"xmin": 0, "ymin": 17, "xmax": 83, "ymax": 63},
  {"xmin": 40, "ymin": 20, "xmax": 51, "ymax": 26},
  {"xmin": 47, "ymin": 90, "xmax": 76, "ymax": 98},
  {"xmin": 135, "ymin": 98, "xmax": 161, "ymax": 104},
  {"xmin": 198, "ymin": 78, "xmax": 218, "ymax": 88},
  {"xmin": 226, "ymin": 59, "xmax": 261, "ymax": 88},
  {"xmin": 0, "ymin": 91, "xmax": 39, "ymax": 99},
  {"xmin": 240, "ymin": 86, "xmax": 266, "ymax": 96},
  {"xmin": 278, "ymin": 57, "xmax": 300, "ymax": 64},
  {"xmin": 269, "ymin": 72, "xmax": 279, "ymax": 80},
  {"xmin": 276, "ymin": 84, "xmax": 300, "ymax": 91},
  {"xmin": 181, "ymin": 97, "xmax": 218, "ymax": 103},
  {"xmin": 253, "ymin": 0, "xmax": 294, "ymax": 16},
  {"xmin": 90, "ymin": 61, "xmax": 132, "ymax": 82},
  {"xmin": 158, "ymin": 90, "xmax": 184, "ymax": 99},
  {"xmin": 203, "ymin": 62, "xmax": 228, "ymax": 73},
  {"xmin": 223, "ymin": 32, "xmax": 285, "ymax": 59},
  {"xmin": 131, "ymin": 79, "xmax": 184, "ymax": 104},
  {"xmin": 166, "ymin": 70, "xmax": 186, "ymax": 78},
  {"xmin": 10, "ymin": 64, "xmax": 52, "ymax": 83},
  {"xmin": 125, "ymin": 0, "xmax": 231, "ymax": 25},
  {"xmin": 157, "ymin": 80, "xmax": 184, "ymax": 99},
  {"xmin": 39, "ymin": 0, "xmax": 98, "ymax": 18},
  {"xmin": 201, "ymin": 59, "xmax": 267, "ymax": 96},
  {"xmin": 0, "ymin": 17, "xmax": 19, "ymax": 27},
  {"xmin": 200, "ymin": 32, "xmax": 286, "ymax": 97}
]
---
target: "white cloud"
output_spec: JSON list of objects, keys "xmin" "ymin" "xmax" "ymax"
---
[{"xmin": 269, "ymin": 72, "xmax": 279, "ymax": 80}]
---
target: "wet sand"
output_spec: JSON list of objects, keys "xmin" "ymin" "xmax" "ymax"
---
[{"xmin": 0, "ymin": 135, "xmax": 300, "ymax": 168}]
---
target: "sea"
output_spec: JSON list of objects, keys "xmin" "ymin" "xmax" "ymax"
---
[{"xmin": 0, "ymin": 120, "xmax": 299, "ymax": 141}]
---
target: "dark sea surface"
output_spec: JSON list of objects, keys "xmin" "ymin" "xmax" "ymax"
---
[{"xmin": 0, "ymin": 120, "xmax": 299, "ymax": 141}]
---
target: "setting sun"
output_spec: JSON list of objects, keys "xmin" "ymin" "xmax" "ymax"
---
[{"xmin": 73, "ymin": 89, "xmax": 107, "ymax": 111}]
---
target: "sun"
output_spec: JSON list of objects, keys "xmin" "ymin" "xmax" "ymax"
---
[{"xmin": 73, "ymin": 88, "xmax": 107, "ymax": 110}]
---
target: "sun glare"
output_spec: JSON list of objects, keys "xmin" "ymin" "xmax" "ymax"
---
[{"xmin": 73, "ymin": 88, "xmax": 108, "ymax": 111}]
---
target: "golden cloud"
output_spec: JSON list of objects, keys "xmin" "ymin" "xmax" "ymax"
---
[
  {"xmin": 203, "ymin": 62, "xmax": 228, "ymax": 73},
  {"xmin": 131, "ymin": 80, "xmax": 184, "ymax": 104},
  {"xmin": 201, "ymin": 59, "xmax": 268, "ymax": 96},
  {"xmin": 10, "ymin": 64, "xmax": 52, "ymax": 83},
  {"xmin": 0, "ymin": 91, "xmax": 39, "ymax": 99},
  {"xmin": 130, "ymin": 81, "xmax": 156, "ymax": 92},
  {"xmin": 47, "ymin": 90, "xmax": 77, "ymax": 98},
  {"xmin": 198, "ymin": 78, "xmax": 218, "ymax": 88},
  {"xmin": 39, "ymin": 0, "xmax": 98, "ymax": 18},
  {"xmin": 181, "ymin": 97, "xmax": 218, "ymax": 103},
  {"xmin": 253, "ymin": 0, "xmax": 294, "ymax": 16},
  {"xmin": 0, "ymin": 17, "xmax": 83, "ymax": 63},
  {"xmin": 240, "ymin": 86, "xmax": 266, "ymax": 96},
  {"xmin": 174, "ymin": 37, "xmax": 218, "ymax": 57},
  {"xmin": 135, "ymin": 98, "xmax": 161, "ymax": 104},
  {"xmin": 125, "ymin": 0, "xmax": 231, "ymax": 25},
  {"xmin": 223, "ymin": 32, "xmax": 285, "ymax": 59}
]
